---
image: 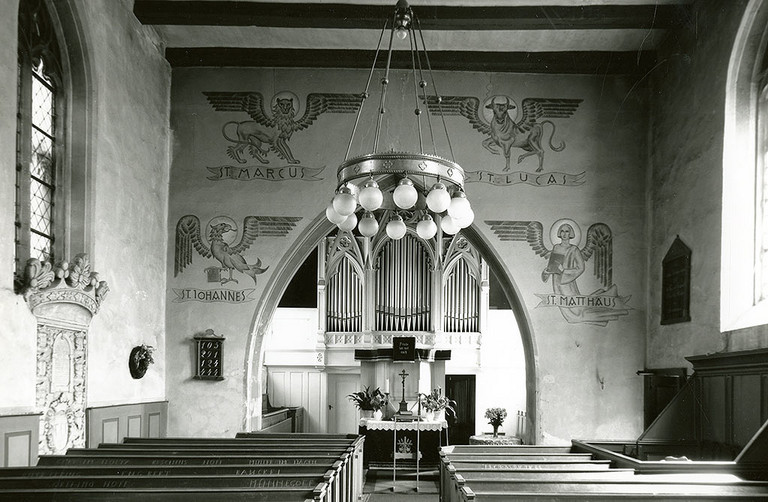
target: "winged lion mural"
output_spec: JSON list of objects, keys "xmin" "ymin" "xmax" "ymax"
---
[{"xmin": 204, "ymin": 91, "xmax": 362, "ymax": 165}]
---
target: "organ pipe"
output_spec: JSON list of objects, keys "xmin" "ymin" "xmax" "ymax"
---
[{"xmin": 323, "ymin": 234, "xmax": 481, "ymax": 334}]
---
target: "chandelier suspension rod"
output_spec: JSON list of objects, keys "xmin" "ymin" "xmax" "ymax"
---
[
  {"xmin": 412, "ymin": 17, "xmax": 437, "ymax": 158},
  {"xmin": 415, "ymin": 15, "xmax": 456, "ymax": 163},
  {"xmin": 343, "ymin": 18, "xmax": 389, "ymax": 163},
  {"xmin": 373, "ymin": 10, "xmax": 399, "ymax": 153},
  {"xmin": 408, "ymin": 20, "xmax": 425, "ymax": 156}
]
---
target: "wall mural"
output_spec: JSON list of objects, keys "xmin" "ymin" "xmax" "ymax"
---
[
  {"xmin": 487, "ymin": 219, "xmax": 630, "ymax": 326},
  {"xmin": 174, "ymin": 215, "xmax": 302, "ymax": 303},
  {"xmin": 427, "ymin": 95, "xmax": 584, "ymax": 187},
  {"xmin": 203, "ymin": 91, "xmax": 361, "ymax": 182}
]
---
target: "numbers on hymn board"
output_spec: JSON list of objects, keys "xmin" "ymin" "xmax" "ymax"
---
[{"xmin": 196, "ymin": 339, "xmax": 224, "ymax": 380}]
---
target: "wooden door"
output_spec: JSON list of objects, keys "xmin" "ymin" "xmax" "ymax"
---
[
  {"xmin": 446, "ymin": 374, "xmax": 475, "ymax": 445},
  {"xmin": 327, "ymin": 373, "xmax": 361, "ymax": 434}
]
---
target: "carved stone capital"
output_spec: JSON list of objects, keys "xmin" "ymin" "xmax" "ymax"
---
[{"xmin": 22, "ymin": 253, "xmax": 109, "ymax": 317}]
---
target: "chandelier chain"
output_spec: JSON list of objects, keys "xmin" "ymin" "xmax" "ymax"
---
[
  {"xmin": 415, "ymin": 15, "xmax": 456, "ymax": 163},
  {"xmin": 373, "ymin": 10, "xmax": 399, "ymax": 153},
  {"xmin": 344, "ymin": 18, "xmax": 389, "ymax": 162},
  {"xmin": 409, "ymin": 23, "xmax": 424, "ymax": 155}
]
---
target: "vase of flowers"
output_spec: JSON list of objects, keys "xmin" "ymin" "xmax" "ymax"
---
[
  {"xmin": 420, "ymin": 387, "xmax": 456, "ymax": 421},
  {"xmin": 485, "ymin": 407, "xmax": 507, "ymax": 437},
  {"xmin": 347, "ymin": 386, "xmax": 386, "ymax": 419}
]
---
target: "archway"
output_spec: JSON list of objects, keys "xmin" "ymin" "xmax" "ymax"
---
[{"xmin": 244, "ymin": 212, "xmax": 539, "ymax": 442}]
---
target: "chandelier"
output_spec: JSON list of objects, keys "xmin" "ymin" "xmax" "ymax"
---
[{"xmin": 325, "ymin": 0, "xmax": 474, "ymax": 241}]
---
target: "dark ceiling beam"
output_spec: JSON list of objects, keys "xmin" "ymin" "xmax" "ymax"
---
[
  {"xmin": 134, "ymin": 1, "xmax": 692, "ymax": 30},
  {"xmin": 166, "ymin": 47, "xmax": 657, "ymax": 75}
]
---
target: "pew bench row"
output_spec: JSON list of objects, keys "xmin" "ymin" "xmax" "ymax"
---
[
  {"xmin": 440, "ymin": 444, "xmax": 768, "ymax": 502},
  {"xmin": 0, "ymin": 433, "xmax": 365, "ymax": 502}
]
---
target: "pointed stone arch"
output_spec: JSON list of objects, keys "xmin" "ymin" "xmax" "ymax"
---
[{"xmin": 243, "ymin": 213, "xmax": 539, "ymax": 443}]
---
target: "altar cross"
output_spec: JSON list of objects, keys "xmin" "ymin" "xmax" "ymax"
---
[{"xmin": 398, "ymin": 369, "xmax": 410, "ymax": 413}]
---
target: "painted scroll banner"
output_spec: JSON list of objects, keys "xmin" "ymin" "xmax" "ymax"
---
[
  {"xmin": 173, "ymin": 288, "xmax": 256, "ymax": 303},
  {"xmin": 206, "ymin": 165, "xmax": 325, "ymax": 182},
  {"xmin": 465, "ymin": 170, "xmax": 585, "ymax": 187}
]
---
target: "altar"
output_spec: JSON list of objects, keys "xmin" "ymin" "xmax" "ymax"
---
[{"xmin": 359, "ymin": 418, "xmax": 448, "ymax": 468}]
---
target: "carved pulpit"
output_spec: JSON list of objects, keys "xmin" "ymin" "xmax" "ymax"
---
[{"xmin": 21, "ymin": 254, "xmax": 108, "ymax": 454}]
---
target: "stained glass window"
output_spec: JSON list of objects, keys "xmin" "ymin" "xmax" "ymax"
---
[{"xmin": 15, "ymin": 0, "xmax": 62, "ymax": 281}]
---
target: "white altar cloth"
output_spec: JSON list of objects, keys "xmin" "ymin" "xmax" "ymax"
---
[{"xmin": 360, "ymin": 418, "xmax": 447, "ymax": 431}]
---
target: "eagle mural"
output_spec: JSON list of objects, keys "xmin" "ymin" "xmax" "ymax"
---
[
  {"xmin": 175, "ymin": 215, "xmax": 302, "ymax": 285},
  {"xmin": 204, "ymin": 91, "xmax": 362, "ymax": 165},
  {"xmin": 487, "ymin": 219, "xmax": 629, "ymax": 326},
  {"xmin": 426, "ymin": 95, "xmax": 582, "ymax": 172}
]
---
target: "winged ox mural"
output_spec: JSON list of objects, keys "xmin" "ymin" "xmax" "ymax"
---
[
  {"xmin": 175, "ymin": 215, "xmax": 301, "ymax": 285},
  {"xmin": 487, "ymin": 219, "xmax": 630, "ymax": 326},
  {"xmin": 204, "ymin": 91, "xmax": 362, "ymax": 165},
  {"xmin": 427, "ymin": 96, "xmax": 582, "ymax": 172}
]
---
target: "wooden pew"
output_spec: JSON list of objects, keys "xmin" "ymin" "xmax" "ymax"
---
[
  {"xmin": 0, "ymin": 484, "xmax": 330, "ymax": 502},
  {"xmin": 118, "ymin": 434, "xmax": 365, "ymax": 501},
  {"xmin": 458, "ymin": 479, "xmax": 768, "ymax": 501},
  {"xmin": 439, "ymin": 449, "xmax": 612, "ymax": 502},
  {"xmin": 9, "ymin": 435, "xmax": 362, "ymax": 502},
  {"xmin": 443, "ymin": 445, "xmax": 573, "ymax": 454},
  {"xmin": 0, "ymin": 434, "xmax": 362, "ymax": 502}
]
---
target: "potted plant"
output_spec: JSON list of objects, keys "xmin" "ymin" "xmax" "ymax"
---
[
  {"xmin": 485, "ymin": 407, "xmax": 507, "ymax": 437},
  {"xmin": 420, "ymin": 387, "xmax": 456, "ymax": 421},
  {"xmin": 347, "ymin": 386, "xmax": 386, "ymax": 419}
]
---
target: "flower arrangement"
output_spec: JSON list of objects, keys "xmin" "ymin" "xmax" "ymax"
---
[
  {"xmin": 485, "ymin": 407, "xmax": 507, "ymax": 437},
  {"xmin": 347, "ymin": 386, "xmax": 386, "ymax": 411},
  {"xmin": 420, "ymin": 387, "xmax": 457, "ymax": 417}
]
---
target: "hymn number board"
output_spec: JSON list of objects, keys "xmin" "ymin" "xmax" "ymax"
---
[
  {"xmin": 194, "ymin": 331, "xmax": 225, "ymax": 380},
  {"xmin": 661, "ymin": 236, "xmax": 691, "ymax": 325}
]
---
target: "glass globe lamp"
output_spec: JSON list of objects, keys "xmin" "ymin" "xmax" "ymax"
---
[
  {"xmin": 426, "ymin": 182, "xmax": 451, "ymax": 213},
  {"xmin": 416, "ymin": 214, "xmax": 437, "ymax": 240},
  {"xmin": 359, "ymin": 179, "xmax": 383, "ymax": 211},
  {"xmin": 440, "ymin": 214, "xmax": 459, "ymax": 235},
  {"xmin": 326, "ymin": 203, "xmax": 346, "ymax": 225},
  {"xmin": 338, "ymin": 213, "xmax": 358, "ymax": 232},
  {"xmin": 358, "ymin": 211, "xmax": 379, "ymax": 237},
  {"xmin": 386, "ymin": 214, "xmax": 407, "ymax": 240},
  {"xmin": 393, "ymin": 178, "xmax": 418, "ymax": 209},
  {"xmin": 447, "ymin": 190, "xmax": 471, "ymax": 219},
  {"xmin": 333, "ymin": 186, "xmax": 357, "ymax": 216},
  {"xmin": 455, "ymin": 207, "xmax": 475, "ymax": 229}
]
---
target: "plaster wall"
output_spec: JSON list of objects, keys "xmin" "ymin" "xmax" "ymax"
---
[
  {"xmin": 647, "ymin": 0, "xmax": 768, "ymax": 367},
  {"xmin": 0, "ymin": 0, "xmax": 38, "ymax": 412},
  {"xmin": 168, "ymin": 66, "xmax": 647, "ymax": 443},
  {"xmin": 77, "ymin": 0, "xmax": 170, "ymax": 407},
  {"xmin": 0, "ymin": 0, "xmax": 170, "ymax": 413}
]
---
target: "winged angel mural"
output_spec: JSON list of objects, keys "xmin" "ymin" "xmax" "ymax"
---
[
  {"xmin": 204, "ymin": 91, "xmax": 362, "ymax": 165},
  {"xmin": 488, "ymin": 219, "xmax": 630, "ymax": 326},
  {"xmin": 175, "ymin": 215, "xmax": 301, "ymax": 285},
  {"xmin": 427, "ymin": 96, "xmax": 582, "ymax": 172}
]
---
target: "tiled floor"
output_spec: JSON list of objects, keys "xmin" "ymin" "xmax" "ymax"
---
[{"xmin": 363, "ymin": 468, "xmax": 439, "ymax": 501}]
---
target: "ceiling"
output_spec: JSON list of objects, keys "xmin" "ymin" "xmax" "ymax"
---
[{"xmin": 132, "ymin": 0, "xmax": 693, "ymax": 75}]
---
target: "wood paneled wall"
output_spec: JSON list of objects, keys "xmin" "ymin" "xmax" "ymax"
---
[
  {"xmin": 267, "ymin": 368, "xmax": 326, "ymax": 432},
  {"xmin": 640, "ymin": 349, "xmax": 768, "ymax": 459},
  {"xmin": 0, "ymin": 413, "xmax": 40, "ymax": 467},
  {"xmin": 85, "ymin": 401, "xmax": 168, "ymax": 446}
]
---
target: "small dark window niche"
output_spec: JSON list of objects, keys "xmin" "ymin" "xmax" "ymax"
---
[{"xmin": 661, "ymin": 236, "xmax": 691, "ymax": 325}]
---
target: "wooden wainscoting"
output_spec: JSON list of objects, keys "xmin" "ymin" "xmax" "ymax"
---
[
  {"xmin": 86, "ymin": 401, "xmax": 168, "ymax": 446},
  {"xmin": 0, "ymin": 413, "xmax": 41, "ymax": 467}
]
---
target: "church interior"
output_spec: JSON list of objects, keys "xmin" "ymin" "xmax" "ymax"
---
[{"xmin": 2, "ymin": 0, "xmax": 768, "ymax": 499}]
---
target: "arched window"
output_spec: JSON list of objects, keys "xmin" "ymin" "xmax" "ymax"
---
[
  {"xmin": 15, "ymin": 0, "xmax": 63, "ymax": 283},
  {"xmin": 722, "ymin": 0, "xmax": 768, "ymax": 330}
]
